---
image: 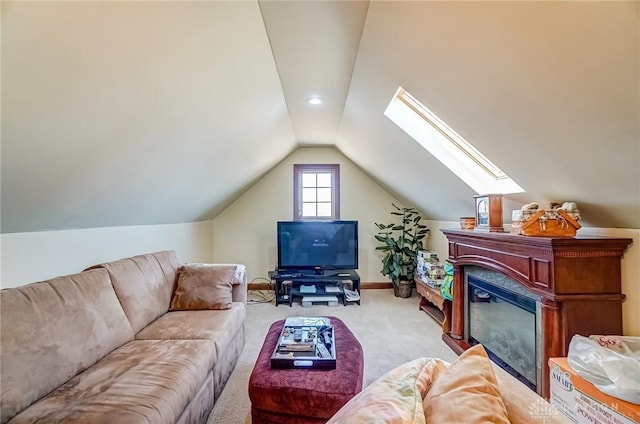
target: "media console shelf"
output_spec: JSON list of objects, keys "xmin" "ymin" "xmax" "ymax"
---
[{"xmin": 269, "ymin": 270, "xmax": 360, "ymax": 307}]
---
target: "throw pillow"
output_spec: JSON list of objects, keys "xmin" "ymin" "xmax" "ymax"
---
[
  {"xmin": 169, "ymin": 264, "xmax": 236, "ymax": 311},
  {"xmin": 326, "ymin": 357, "xmax": 448, "ymax": 424},
  {"xmin": 423, "ymin": 344, "xmax": 511, "ymax": 424}
]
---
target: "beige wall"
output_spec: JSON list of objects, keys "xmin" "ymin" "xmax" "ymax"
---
[
  {"xmin": 210, "ymin": 144, "xmax": 638, "ymax": 336},
  {"xmin": 211, "ymin": 146, "xmax": 402, "ymax": 283},
  {"xmin": 2, "ymin": 151, "xmax": 636, "ymax": 335},
  {"xmin": 1, "ymin": 221, "xmax": 213, "ymax": 288},
  {"xmin": 578, "ymin": 227, "xmax": 639, "ymax": 337}
]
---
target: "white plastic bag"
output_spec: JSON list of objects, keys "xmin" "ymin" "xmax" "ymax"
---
[{"xmin": 567, "ymin": 335, "xmax": 640, "ymax": 404}]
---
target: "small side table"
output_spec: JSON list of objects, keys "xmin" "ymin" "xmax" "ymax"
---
[{"xmin": 415, "ymin": 277, "xmax": 451, "ymax": 334}]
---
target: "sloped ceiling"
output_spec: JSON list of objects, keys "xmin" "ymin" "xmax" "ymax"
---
[{"xmin": 1, "ymin": 1, "xmax": 638, "ymax": 233}]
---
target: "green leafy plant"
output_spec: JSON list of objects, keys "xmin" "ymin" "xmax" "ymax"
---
[{"xmin": 374, "ymin": 204, "xmax": 430, "ymax": 285}]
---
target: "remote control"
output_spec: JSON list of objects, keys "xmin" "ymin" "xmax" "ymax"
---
[
  {"xmin": 279, "ymin": 272, "xmax": 302, "ymax": 278},
  {"xmin": 316, "ymin": 343, "xmax": 331, "ymax": 358}
]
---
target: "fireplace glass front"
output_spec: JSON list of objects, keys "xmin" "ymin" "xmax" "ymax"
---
[{"xmin": 466, "ymin": 273, "xmax": 540, "ymax": 391}]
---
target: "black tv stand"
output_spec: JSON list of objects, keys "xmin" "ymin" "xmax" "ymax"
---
[{"xmin": 269, "ymin": 269, "xmax": 360, "ymax": 307}]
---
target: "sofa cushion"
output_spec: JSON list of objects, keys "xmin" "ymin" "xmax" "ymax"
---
[
  {"xmin": 86, "ymin": 250, "xmax": 181, "ymax": 333},
  {"xmin": 327, "ymin": 357, "xmax": 446, "ymax": 424},
  {"xmin": 136, "ymin": 303, "xmax": 246, "ymax": 362},
  {"xmin": 8, "ymin": 340, "xmax": 215, "ymax": 424},
  {"xmin": 423, "ymin": 344, "xmax": 510, "ymax": 424},
  {"xmin": 176, "ymin": 371, "xmax": 215, "ymax": 424},
  {"xmin": 170, "ymin": 264, "xmax": 236, "ymax": 310},
  {"xmin": 0, "ymin": 269, "xmax": 134, "ymax": 424}
]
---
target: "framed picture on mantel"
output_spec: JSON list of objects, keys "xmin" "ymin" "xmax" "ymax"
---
[{"xmin": 473, "ymin": 194, "xmax": 504, "ymax": 232}]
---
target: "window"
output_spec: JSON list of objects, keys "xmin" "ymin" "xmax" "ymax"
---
[
  {"xmin": 294, "ymin": 164, "xmax": 340, "ymax": 220},
  {"xmin": 384, "ymin": 87, "xmax": 524, "ymax": 195}
]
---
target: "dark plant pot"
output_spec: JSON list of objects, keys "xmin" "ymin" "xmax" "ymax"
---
[{"xmin": 393, "ymin": 280, "xmax": 413, "ymax": 298}]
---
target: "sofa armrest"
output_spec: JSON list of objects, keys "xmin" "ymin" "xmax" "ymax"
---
[{"xmin": 230, "ymin": 264, "xmax": 247, "ymax": 304}]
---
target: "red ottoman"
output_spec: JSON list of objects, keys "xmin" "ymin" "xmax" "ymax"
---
[{"xmin": 248, "ymin": 317, "xmax": 364, "ymax": 424}]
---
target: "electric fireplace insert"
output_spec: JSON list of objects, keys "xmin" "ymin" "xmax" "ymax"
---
[{"xmin": 465, "ymin": 268, "xmax": 542, "ymax": 392}]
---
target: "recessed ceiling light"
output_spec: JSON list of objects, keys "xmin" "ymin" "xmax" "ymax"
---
[{"xmin": 307, "ymin": 96, "xmax": 324, "ymax": 106}]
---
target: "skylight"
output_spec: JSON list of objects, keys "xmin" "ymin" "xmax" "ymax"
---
[{"xmin": 384, "ymin": 87, "xmax": 524, "ymax": 195}]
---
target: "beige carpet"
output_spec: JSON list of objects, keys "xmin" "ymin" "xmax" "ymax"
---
[{"xmin": 206, "ymin": 289, "xmax": 458, "ymax": 424}]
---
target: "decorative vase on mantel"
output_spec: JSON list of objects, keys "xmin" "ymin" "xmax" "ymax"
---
[{"xmin": 393, "ymin": 279, "xmax": 413, "ymax": 298}]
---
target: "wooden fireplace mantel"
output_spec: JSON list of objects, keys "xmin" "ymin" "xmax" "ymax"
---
[{"xmin": 441, "ymin": 229, "xmax": 633, "ymax": 398}]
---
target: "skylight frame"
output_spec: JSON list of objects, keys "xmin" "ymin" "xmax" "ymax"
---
[{"xmin": 384, "ymin": 87, "xmax": 524, "ymax": 195}]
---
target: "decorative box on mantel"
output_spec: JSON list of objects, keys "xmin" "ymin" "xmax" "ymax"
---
[
  {"xmin": 521, "ymin": 209, "xmax": 581, "ymax": 238},
  {"xmin": 440, "ymin": 229, "xmax": 632, "ymax": 399}
]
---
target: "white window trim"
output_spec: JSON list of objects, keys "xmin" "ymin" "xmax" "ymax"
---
[
  {"xmin": 293, "ymin": 164, "xmax": 340, "ymax": 220},
  {"xmin": 384, "ymin": 87, "xmax": 524, "ymax": 195}
]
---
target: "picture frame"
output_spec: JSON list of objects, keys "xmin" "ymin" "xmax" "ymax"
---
[{"xmin": 473, "ymin": 194, "xmax": 504, "ymax": 232}]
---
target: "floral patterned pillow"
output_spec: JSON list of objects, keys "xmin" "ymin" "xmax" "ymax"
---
[
  {"xmin": 327, "ymin": 357, "xmax": 448, "ymax": 424},
  {"xmin": 327, "ymin": 345, "xmax": 511, "ymax": 424}
]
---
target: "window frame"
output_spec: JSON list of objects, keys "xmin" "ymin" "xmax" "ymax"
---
[
  {"xmin": 384, "ymin": 86, "xmax": 524, "ymax": 195},
  {"xmin": 293, "ymin": 164, "xmax": 340, "ymax": 220}
]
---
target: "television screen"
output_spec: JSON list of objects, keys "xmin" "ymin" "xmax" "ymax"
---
[{"xmin": 277, "ymin": 220, "xmax": 358, "ymax": 272}]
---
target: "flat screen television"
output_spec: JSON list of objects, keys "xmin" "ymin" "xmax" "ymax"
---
[{"xmin": 277, "ymin": 220, "xmax": 358, "ymax": 273}]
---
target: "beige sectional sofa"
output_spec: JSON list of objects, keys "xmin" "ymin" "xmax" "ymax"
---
[{"xmin": 0, "ymin": 251, "xmax": 247, "ymax": 424}]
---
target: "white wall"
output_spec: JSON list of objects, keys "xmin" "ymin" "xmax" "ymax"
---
[
  {"xmin": 1, "ymin": 221, "xmax": 213, "ymax": 288},
  {"xmin": 211, "ymin": 146, "xmax": 401, "ymax": 284},
  {"xmin": 425, "ymin": 223, "xmax": 640, "ymax": 337}
]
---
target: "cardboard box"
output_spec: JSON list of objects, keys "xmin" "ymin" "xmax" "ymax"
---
[{"xmin": 549, "ymin": 357, "xmax": 639, "ymax": 424}]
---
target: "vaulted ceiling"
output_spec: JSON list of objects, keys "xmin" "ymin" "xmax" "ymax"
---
[{"xmin": 2, "ymin": 1, "xmax": 638, "ymax": 233}]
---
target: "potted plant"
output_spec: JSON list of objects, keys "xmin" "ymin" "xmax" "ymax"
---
[{"xmin": 375, "ymin": 204, "xmax": 430, "ymax": 298}]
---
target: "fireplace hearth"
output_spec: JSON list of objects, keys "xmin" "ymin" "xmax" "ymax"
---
[{"xmin": 441, "ymin": 229, "xmax": 632, "ymax": 398}]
